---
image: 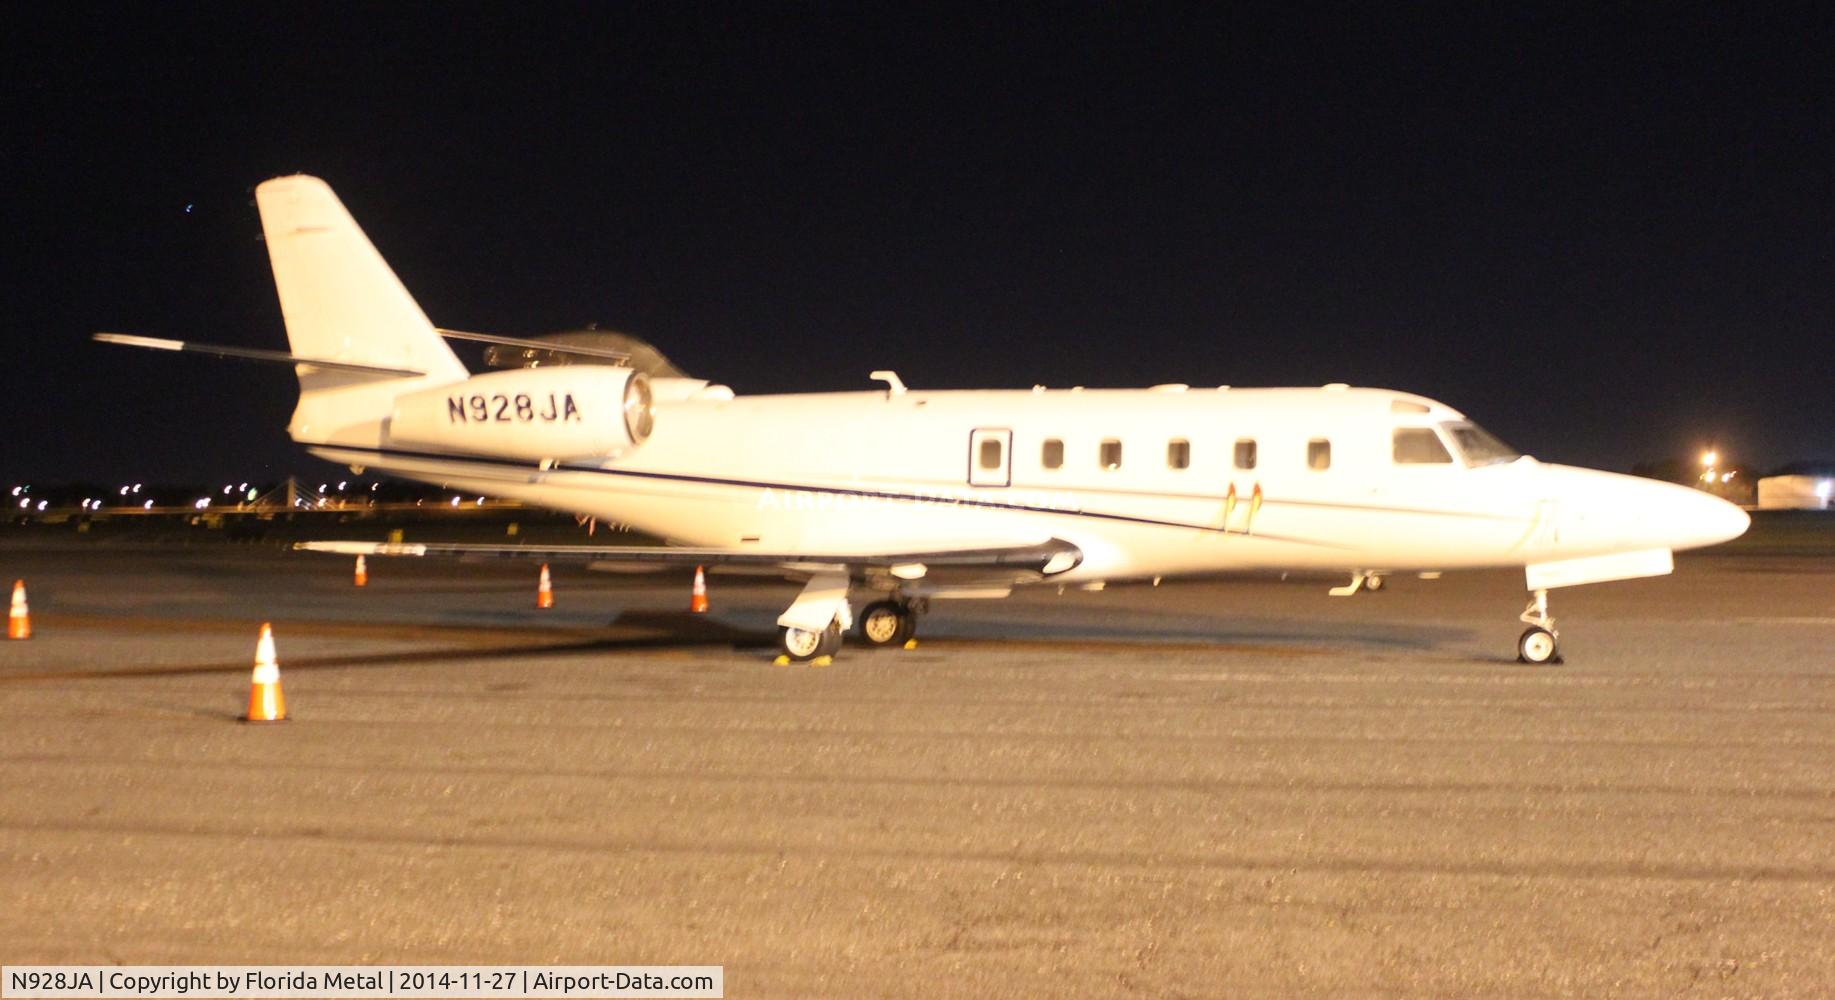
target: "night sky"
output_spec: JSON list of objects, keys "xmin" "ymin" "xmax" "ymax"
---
[{"xmin": 5, "ymin": 5, "xmax": 1832, "ymax": 486}]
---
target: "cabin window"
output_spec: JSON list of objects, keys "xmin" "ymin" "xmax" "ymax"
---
[
  {"xmin": 1307, "ymin": 438, "xmax": 1332, "ymax": 470},
  {"xmin": 1393, "ymin": 428, "xmax": 1453, "ymax": 464},
  {"xmin": 1233, "ymin": 439, "xmax": 1257, "ymax": 470},
  {"xmin": 1099, "ymin": 439, "xmax": 1123, "ymax": 470},
  {"xmin": 1167, "ymin": 439, "xmax": 1190, "ymax": 469},
  {"xmin": 978, "ymin": 437, "xmax": 1004, "ymax": 470},
  {"xmin": 1041, "ymin": 439, "xmax": 1064, "ymax": 469}
]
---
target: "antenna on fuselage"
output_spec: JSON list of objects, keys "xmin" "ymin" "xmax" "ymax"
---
[{"xmin": 870, "ymin": 370, "xmax": 907, "ymax": 398}]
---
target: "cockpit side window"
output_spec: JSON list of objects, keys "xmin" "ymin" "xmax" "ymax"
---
[
  {"xmin": 1393, "ymin": 427, "xmax": 1454, "ymax": 464},
  {"xmin": 1441, "ymin": 422, "xmax": 1521, "ymax": 467}
]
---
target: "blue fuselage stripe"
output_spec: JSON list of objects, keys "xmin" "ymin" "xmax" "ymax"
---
[{"xmin": 306, "ymin": 442, "xmax": 1497, "ymax": 551}]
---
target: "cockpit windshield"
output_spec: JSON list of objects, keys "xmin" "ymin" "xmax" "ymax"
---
[{"xmin": 1441, "ymin": 422, "xmax": 1520, "ymax": 467}]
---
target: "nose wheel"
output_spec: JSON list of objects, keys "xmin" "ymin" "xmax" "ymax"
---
[
  {"xmin": 1517, "ymin": 627, "xmax": 1559, "ymax": 664},
  {"xmin": 1516, "ymin": 589, "xmax": 1563, "ymax": 664}
]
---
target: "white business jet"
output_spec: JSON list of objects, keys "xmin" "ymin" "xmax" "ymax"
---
[{"xmin": 97, "ymin": 176, "xmax": 1750, "ymax": 663}]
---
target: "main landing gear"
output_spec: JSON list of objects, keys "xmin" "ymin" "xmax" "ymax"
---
[
  {"xmin": 1328, "ymin": 571, "xmax": 1387, "ymax": 597},
  {"xmin": 777, "ymin": 601, "xmax": 925, "ymax": 661},
  {"xmin": 1517, "ymin": 588, "xmax": 1562, "ymax": 665},
  {"xmin": 775, "ymin": 574, "xmax": 926, "ymax": 663},
  {"xmin": 856, "ymin": 598, "xmax": 924, "ymax": 648}
]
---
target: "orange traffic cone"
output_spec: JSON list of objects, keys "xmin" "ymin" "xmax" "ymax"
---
[
  {"xmin": 8, "ymin": 580, "xmax": 29, "ymax": 640},
  {"xmin": 243, "ymin": 623, "xmax": 287, "ymax": 723},
  {"xmin": 690, "ymin": 565, "xmax": 709, "ymax": 614},
  {"xmin": 536, "ymin": 563, "xmax": 554, "ymax": 609},
  {"xmin": 353, "ymin": 554, "xmax": 368, "ymax": 588}
]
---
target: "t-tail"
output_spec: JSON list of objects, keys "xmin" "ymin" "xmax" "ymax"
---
[{"xmin": 254, "ymin": 175, "xmax": 470, "ymax": 448}]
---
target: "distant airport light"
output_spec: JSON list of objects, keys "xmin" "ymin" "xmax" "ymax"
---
[
  {"xmin": 238, "ymin": 482, "xmax": 248, "ymax": 492},
  {"xmin": 133, "ymin": 484, "xmax": 142, "ymax": 493},
  {"xmin": 318, "ymin": 483, "xmax": 328, "ymax": 493},
  {"xmin": 142, "ymin": 500, "xmax": 153, "ymax": 510},
  {"xmin": 246, "ymin": 488, "xmax": 258, "ymax": 501},
  {"xmin": 16, "ymin": 499, "xmax": 26, "ymax": 509},
  {"xmin": 8, "ymin": 487, "xmax": 17, "ymax": 497},
  {"xmin": 36, "ymin": 501, "xmax": 46, "ymax": 512},
  {"xmin": 450, "ymin": 497, "xmax": 461, "ymax": 507},
  {"xmin": 119, "ymin": 486, "xmax": 129, "ymax": 495},
  {"xmin": 371, "ymin": 483, "xmax": 379, "ymax": 491},
  {"xmin": 1720, "ymin": 472, "xmax": 1735, "ymax": 483},
  {"xmin": 338, "ymin": 481, "xmax": 347, "ymax": 490},
  {"xmin": 195, "ymin": 499, "xmax": 210, "ymax": 509},
  {"xmin": 1700, "ymin": 450, "xmax": 1718, "ymax": 467},
  {"xmin": 1819, "ymin": 480, "xmax": 1834, "ymax": 500},
  {"xmin": 475, "ymin": 497, "xmax": 484, "ymax": 506}
]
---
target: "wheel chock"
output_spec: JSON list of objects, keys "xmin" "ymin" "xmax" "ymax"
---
[
  {"xmin": 810, "ymin": 656, "xmax": 833, "ymax": 668},
  {"xmin": 772, "ymin": 655, "xmax": 791, "ymax": 666},
  {"xmin": 902, "ymin": 638, "xmax": 919, "ymax": 650}
]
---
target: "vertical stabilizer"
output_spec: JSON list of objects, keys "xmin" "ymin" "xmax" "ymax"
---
[
  {"xmin": 254, "ymin": 175, "xmax": 469, "ymax": 445},
  {"xmin": 256, "ymin": 175, "xmax": 468, "ymax": 382}
]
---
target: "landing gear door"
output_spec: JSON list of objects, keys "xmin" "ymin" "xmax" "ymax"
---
[{"xmin": 968, "ymin": 428, "xmax": 1013, "ymax": 488}]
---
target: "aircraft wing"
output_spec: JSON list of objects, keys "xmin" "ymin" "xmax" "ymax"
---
[{"xmin": 294, "ymin": 539, "xmax": 1084, "ymax": 578}]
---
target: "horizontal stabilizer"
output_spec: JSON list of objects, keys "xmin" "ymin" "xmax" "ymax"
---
[
  {"xmin": 93, "ymin": 333, "xmax": 426, "ymax": 377},
  {"xmin": 436, "ymin": 329, "xmax": 632, "ymax": 364}
]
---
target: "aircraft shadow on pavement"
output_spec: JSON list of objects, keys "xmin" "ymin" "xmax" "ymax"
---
[{"xmin": 1, "ymin": 610, "xmax": 1487, "ymax": 688}]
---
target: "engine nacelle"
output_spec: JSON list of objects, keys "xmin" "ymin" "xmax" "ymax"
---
[{"xmin": 389, "ymin": 366, "xmax": 653, "ymax": 462}]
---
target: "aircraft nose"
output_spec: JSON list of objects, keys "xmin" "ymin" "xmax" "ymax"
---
[{"xmin": 1647, "ymin": 481, "xmax": 1750, "ymax": 551}]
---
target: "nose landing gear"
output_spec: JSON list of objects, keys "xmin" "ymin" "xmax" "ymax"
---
[{"xmin": 1517, "ymin": 588, "xmax": 1562, "ymax": 664}]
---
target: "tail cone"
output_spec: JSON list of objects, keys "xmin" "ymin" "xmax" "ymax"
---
[
  {"xmin": 536, "ymin": 563, "xmax": 554, "ymax": 609},
  {"xmin": 354, "ymin": 554, "xmax": 368, "ymax": 587}
]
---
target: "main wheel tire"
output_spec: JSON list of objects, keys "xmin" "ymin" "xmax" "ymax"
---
[
  {"xmin": 1517, "ymin": 626, "xmax": 1559, "ymax": 664},
  {"xmin": 780, "ymin": 625, "xmax": 827, "ymax": 661},
  {"xmin": 857, "ymin": 600, "xmax": 915, "ymax": 647}
]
